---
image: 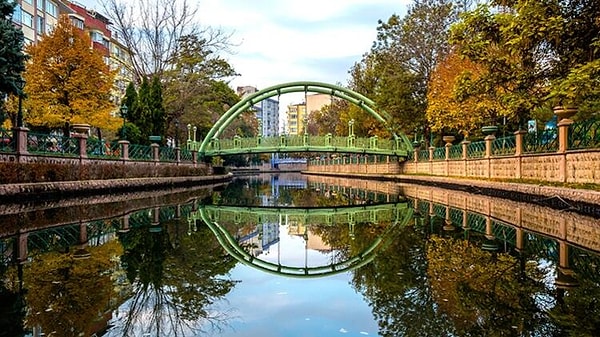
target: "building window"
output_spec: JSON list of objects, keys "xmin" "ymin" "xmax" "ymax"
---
[
  {"xmin": 22, "ymin": 11, "xmax": 33, "ymax": 28},
  {"xmin": 23, "ymin": 0, "xmax": 32, "ymax": 4},
  {"xmin": 36, "ymin": 16, "xmax": 45, "ymax": 35},
  {"xmin": 12, "ymin": 4, "xmax": 22, "ymax": 23},
  {"xmin": 36, "ymin": 0, "xmax": 44, "ymax": 11},
  {"xmin": 90, "ymin": 31, "xmax": 104, "ymax": 43},
  {"xmin": 45, "ymin": 1, "xmax": 57, "ymax": 17},
  {"xmin": 71, "ymin": 17, "xmax": 84, "ymax": 29}
]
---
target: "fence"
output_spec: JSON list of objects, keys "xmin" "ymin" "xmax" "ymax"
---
[
  {"xmin": 402, "ymin": 116, "xmax": 600, "ymax": 184},
  {"xmin": 1, "ymin": 127, "xmax": 200, "ymax": 166}
]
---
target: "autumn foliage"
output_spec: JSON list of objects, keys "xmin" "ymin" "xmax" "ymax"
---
[{"xmin": 23, "ymin": 15, "xmax": 119, "ymax": 131}]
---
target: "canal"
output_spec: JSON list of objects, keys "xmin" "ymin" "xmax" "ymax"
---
[{"xmin": 1, "ymin": 173, "xmax": 599, "ymax": 336}]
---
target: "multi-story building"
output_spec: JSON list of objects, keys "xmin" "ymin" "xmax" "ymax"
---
[
  {"xmin": 306, "ymin": 93, "xmax": 332, "ymax": 116},
  {"xmin": 11, "ymin": 0, "xmax": 63, "ymax": 46},
  {"xmin": 286, "ymin": 103, "xmax": 306, "ymax": 135},
  {"xmin": 237, "ymin": 86, "xmax": 280, "ymax": 136},
  {"xmin": 66, "ymin": 2, "xmax": 134, "ymax": 108}
]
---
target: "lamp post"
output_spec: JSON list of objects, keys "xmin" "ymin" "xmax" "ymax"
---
[
  {"xmin": 15, "ymin": 77, "xmax": 25, "ymax": 128},
  {"xmin": 120, "ymin": 104, "xmax": 128, "ymax": 140},
  {"xmin": 348, "ymin": 119, "xmax": 355, "ymax": 136}
]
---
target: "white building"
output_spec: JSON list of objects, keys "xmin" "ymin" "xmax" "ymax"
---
[{"xmin": 237, "ymin": 86, "xmax": 280, "ymax": 136}]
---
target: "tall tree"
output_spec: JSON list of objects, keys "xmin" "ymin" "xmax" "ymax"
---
[
  {"xmin": 23, "ymin": 15, "xmax": 118, "ymax": 133},
  {"xmin": 426, "ymin": 49, "xmax": 501, "ymax": 135},
  {"xmin": 101, "ymin": 0, "xmax": 232, "ymax": 81},
  {"xmin": 149, "ymin": 76, "xmax": 165, "ymax": 137},
  {"xmin": 162, "ymin": 34, "xmax": 238, "ymax": 141},
  {"xmin": 134, "ymin": 76, "xmax": 153, "ymax": 142},
  {"xmin": 0, "ymin": 0, "xmax": 28, "ymax": 122}
]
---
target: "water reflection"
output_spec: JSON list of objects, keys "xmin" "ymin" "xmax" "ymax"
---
[{"xmin": 0, "ymin": 174, "xmax": 598, "ymax": 336}]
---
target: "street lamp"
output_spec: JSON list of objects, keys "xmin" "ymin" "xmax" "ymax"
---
[
  {"xmin": 348, "ymin": 119, "xmax": 355, "ymax": 136},
  {"xmin": 120, "ymin": 104, "xmax": 128, "ymax": 140},
  {"xmin": 15, "ymin": 77, "xmax": 25, "ymax": 128}
]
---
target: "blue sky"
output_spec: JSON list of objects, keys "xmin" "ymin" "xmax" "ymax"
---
[{"xmin": 79, "ymin": 0, "xmax": 410, "ymax": 108}]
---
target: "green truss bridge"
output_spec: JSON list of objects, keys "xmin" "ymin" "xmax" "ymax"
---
[{"xmin": 186, "ymin": 81, "xmax": 414, "ymax": 158}]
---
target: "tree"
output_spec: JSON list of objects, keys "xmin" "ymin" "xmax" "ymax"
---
[
  {"xmin": 149, "ymin": 76, "xmax": 165, "ymax": 137},
  {"xmin": 0, "ymin": 0, "xmax": 28, "ymax": 122},
  {"xmin": 101, "ymin": 0, "xmax": 233, "ymax": 81},
  {"xmin": 23, "ymin": 15, "xmax": 118, "ymax": 133},
  {"xmin": 449, "ymin": 1, "xmax": 575, "ymax": 126},
  {"xmin": 426, "ymin": 49, "xmax": 501, "ymax": 135},
  {"xmin": 162, "ymin": 34, "xmax": 238, "ymax": 142}
]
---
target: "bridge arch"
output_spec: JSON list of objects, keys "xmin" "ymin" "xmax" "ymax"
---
[
  {"xmin": 193, "ymin": 203, "xmax": 414, "ymax": 278},
  {"xmin": 198, "ymin": 81, "xmax": 413, "ymax": 155}
]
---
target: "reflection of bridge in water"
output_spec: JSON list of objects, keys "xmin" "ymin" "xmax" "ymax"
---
[
  {"xmin": 187, "ymin": 203, "xmax": 414, "ymax": 278},
  {"xmin": 2, "ymin": 182, "xmax": 598, "ymax": 284}
]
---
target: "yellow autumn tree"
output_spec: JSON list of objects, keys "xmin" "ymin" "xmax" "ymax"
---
[
  {"xmin": 23, "ymin": 15, "xmax": 119, "ymax": 132},
  {"xmin": 426, "ymin": 50, "xmax": 501, "ymax": 136}
]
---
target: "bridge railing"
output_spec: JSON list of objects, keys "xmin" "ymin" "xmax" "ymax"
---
[{"xmin": 194, "ymin": 133, "xmax": 411, "ymax": 157}]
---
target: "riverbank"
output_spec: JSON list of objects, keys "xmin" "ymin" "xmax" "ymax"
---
[
  {"xmin": 303, "ymin": 171, "xmax": 600, "ymax": 217},
  {"xmin": 0, "ymin": 173, "xmax": 233, "ymax": 202}
]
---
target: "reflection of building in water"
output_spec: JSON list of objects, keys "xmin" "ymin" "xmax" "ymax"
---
[
  {"xmin": 287, "ymin": 223, "xmax": 332, "ymax": 252},
  {"xmin": 237, "ymin": 223, "xmax": 280, "ymax": 257}
]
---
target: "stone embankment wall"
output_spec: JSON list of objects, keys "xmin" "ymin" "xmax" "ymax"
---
[
  {"xmin": 0, "ymin": 174, "xmax": 232, "ymax": 200},
  {"xmin": 402, "ymin": 150, "xmax": 600, "ymax": 185}
]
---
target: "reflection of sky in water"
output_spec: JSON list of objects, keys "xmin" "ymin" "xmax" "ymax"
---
[{"xmin": 213, "ymin": 224, "xmax": 379, "ymax": 336}]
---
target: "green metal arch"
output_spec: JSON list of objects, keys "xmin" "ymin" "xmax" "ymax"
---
[
  {"xmin": 196, "ymin": 204, "xmax": 414, "ymax": 278},
  {"xmin": 199, "ymin": 81, "xmax": 410, "ymax": 154}
]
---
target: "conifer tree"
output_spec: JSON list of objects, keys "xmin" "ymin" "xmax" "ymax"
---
[
  {"xmin": 149, "ymin": 76, "xmax": 165, "ymax": 138},
  {"xmin": 0, "ymin": 0, "xmax": 28, "ymax": 122}
]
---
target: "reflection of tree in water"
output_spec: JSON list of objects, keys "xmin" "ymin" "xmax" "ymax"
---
[
  {"xmin": 112, "ymin": 218, "xmax": 238, "ymax": 336},
  {"xmin": 0, "ymin": 263, "xmax": 27, "ymax": 336},
  {"xmin": 20, "ymin": 241, "xmax": 123, "ymax": 336},
  {"xmin": 349, "ymin": 215, "xmax": 600, "ymax": 337}
]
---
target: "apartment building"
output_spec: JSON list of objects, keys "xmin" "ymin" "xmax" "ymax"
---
[
  {"xmin": 237, "ymin": 86, "xmax": 280, "ymax": 136},
  {"xmin": 286, "ymin": 103, "xmax": 306, "ymax": 135}
]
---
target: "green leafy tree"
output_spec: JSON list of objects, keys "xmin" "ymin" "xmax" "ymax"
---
[
  {"xmin": 163, "ymin": 34, "xmax": 238, "ymax": 142},
  {"xmin": 0, "ymin": 0, "xmax": 27, "ymax": 123}
]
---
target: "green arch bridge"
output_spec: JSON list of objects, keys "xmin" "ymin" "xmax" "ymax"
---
[
  {"xmin": 189, "ymin": 202, "xmax": 414, "ymax": 278},
  {"xmin": 186, "ymin": 81, "xmax": 414, "ymax": 159}
]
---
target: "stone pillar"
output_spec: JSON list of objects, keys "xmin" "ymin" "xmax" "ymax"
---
[
  {"xmin": 13, "ymin": 127, "xmax": 29, "ymax": 158},
  {"xmin": 175, "ymin": 147, "xmax": 181, "ymax": 164},
  {"xmin": 151, "ymin": 143, "xmax": 160, "ymax": 162},
  {"xmin": 484, "ymin": 134, "xmax": 495, "ymax": 158},
  {"xmin": 461, "ymin": 140, "xmax": 470, "ymax": 177},
  {"xmin": 74, "ymin": 134, "xmax": 88, "ymax": 159},
  {"xmin": 413, "ymin": 147, "xmax": 419, "ymax": 163},
  {"xmin": 120, "ymin": 214, "xmax": 130, "ymax": 233},
  {"xmin": 17, "ymin": 231, "xmax": 28, "ymax": 263},
  {"xmin": 514, "ymin": 130, "xmax": 527, "ymax": 179},
  {"xmin": 73, "ymin": 222, "xmax": 90, "ymax": 259},
  {"xmin": 192, "ymin": 151, "xmax": 198, "ymax": 166},
  {"xmin": 558, "ymin": 118, "xmax": 574, "ymax": 182},
  {"xmin": 119, "ymin": 140, "xmax": 130, "ymax": 160}
]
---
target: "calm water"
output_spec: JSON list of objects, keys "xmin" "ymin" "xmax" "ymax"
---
[{"xmin": 1, "ymin": 173, "xmax": 599, "ymax": 337}]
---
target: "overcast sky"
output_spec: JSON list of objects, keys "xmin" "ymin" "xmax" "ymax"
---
[{"xmin": 80, "ymin": 0, "xmax": 410, "ymax": 111}]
